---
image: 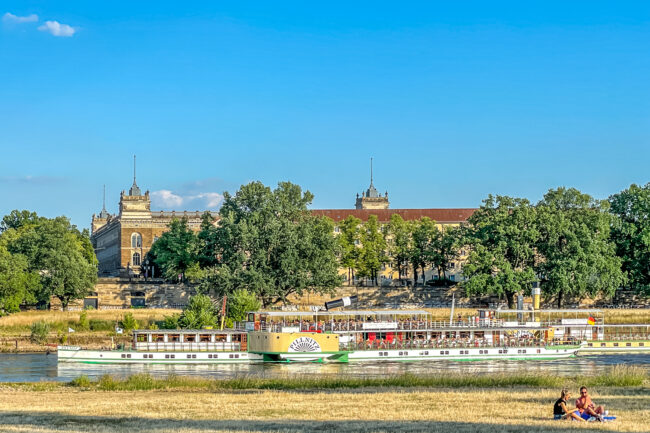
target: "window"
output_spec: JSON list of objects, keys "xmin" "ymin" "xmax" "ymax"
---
[
  {"xmin": 450, "ymin": 275, "xmax": 455, "ymax": 281},
  {"xmin": 200, "ymin": 334, "xmax": 212, "ymax": 342},
  {"xmin": 132, "ymin": 252, "xmax": 141, "ymax": 266},
  {"xmin": 334, "ymin": 226, "xmax": 340, "ymax": 233},
  {"xmin": 131, "ymin": 233, "xmax": 142, "ymax": 248}
]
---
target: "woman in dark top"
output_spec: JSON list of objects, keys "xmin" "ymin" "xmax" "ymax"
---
[{"xmin": 554, "ymin": 389, "xmax": 584, "ymax": 421}]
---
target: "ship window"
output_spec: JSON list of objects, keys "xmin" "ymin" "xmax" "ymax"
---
[
  {"xmin": 132, "ymin": 252, "xmax": 141, "ymax": 266},
  {"xmin": 136, "ymin": 334, "xmax": 147, "ymax": 342},
  {"xmin": 185, "ymin": 334, "xmax": 196, "ymax": 342},
  {"xmin": 626, "ymin": 343, "xmax": 632, "ymax": 347},
  {"xmin": 208, "ymin": 354, "xmax": 212, "ymax": 359},
  {"xmin": 600, "ymin": 343, "xmax": 606, "ymax": 347},
  {"xmin": 127, "ymin": 354, "xmax": 131, "ymax": 358},
  {"xmin": 165, "ymin": 354, "xmax": 170, "ymax": 359},
  {"xmin": 152, "ymin": 334, "xmax": 165, "ymax": 342},
  {"xmin": 200, "ymin": 334, "xmax": 211, "ymax": 342},
  {"xmin": 192, "ymin": 354, "xmax": 196, "ymax": 358},
  {"xmin": 215, "ymin": 334, "xmax": 226, "ymax": 342},
  {"xmin": 537, "ymin": 349, "xmax": 541, "ymax": 354},
  {"xmin": 170, "ymin": 354, "xmax": 175, "ymax": 358},
  {"xmin": 424, "ymin": 351, "xmax": 429, "ymax": 355},
  {"xmin": 640, "ymin": 343, "xmax": 645, "ymax": 347},
  {"xmin": 613, "ymin": 343, "xmax": 619, "ymax": 347},
  {"xmin": 121, "ymin": 354, "xmax": 125, "ymax": 358},
  {"xmin": 168, "ymin": 334, "xmax": 180, "ymax": 342},
  {"xmin": 187, "ymin": 354, "xmax": 192, "ymax": 359},
  {"xmin": 131, "ymin": 233, "xmax": 142, "ymax": 248}
]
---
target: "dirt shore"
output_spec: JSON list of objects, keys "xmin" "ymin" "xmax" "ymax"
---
[{"xmin": 0, "ymin": 386, "xmax": 647, "ymax": 433}]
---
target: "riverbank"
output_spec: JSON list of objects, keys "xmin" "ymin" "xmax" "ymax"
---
[{"xmin": 0, "ymin": 384, "xmax": 648, "ymax": 432}]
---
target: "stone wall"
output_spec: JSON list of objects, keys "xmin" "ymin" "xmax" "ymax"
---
[{"xmin": 50, "ymin": 278, "xmax": 197, "ymax": 311}]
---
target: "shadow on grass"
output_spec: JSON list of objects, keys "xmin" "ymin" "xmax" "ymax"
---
[{"xmin": 0, "ymin": 412, "xmax": 624, "ymax": 433}]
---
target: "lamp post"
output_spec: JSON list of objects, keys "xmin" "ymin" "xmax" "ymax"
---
[{"xmin": 144, "ymin": 258, "xmax": 150, "ymax": 281}]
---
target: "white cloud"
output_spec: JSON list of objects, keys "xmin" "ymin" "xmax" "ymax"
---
[
  {"xmin": 38, "ymin": 20, "xmax": 75, "ymax": 37},
  {"xmin": 3, "ymin": 12, "xmax": 38, "ymax": 23},
  {"xmin": 151, "ymin": 190, "xmax": 184, "ymax": 208},
  {"xmin": 151, "ymin": 190, "xmax": 224, "ymax": 210}
]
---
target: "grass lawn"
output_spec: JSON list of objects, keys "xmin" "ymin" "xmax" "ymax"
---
[{"xmin": 0, "ymin": 386, "xmax": 647, "ymax": 432}]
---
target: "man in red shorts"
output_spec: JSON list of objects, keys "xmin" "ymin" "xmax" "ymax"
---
[{"xmin": 576, "ymin": 386, "xmax": 605, "ymax": 421}]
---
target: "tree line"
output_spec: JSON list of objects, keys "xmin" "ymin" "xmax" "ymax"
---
[
  {"xmin": 1, "ymin": 181, "xmax": 648, "ymax": 315},
  {"xmin": 0, "ymin": 210, "xmax": 97, "ymax": 314}
]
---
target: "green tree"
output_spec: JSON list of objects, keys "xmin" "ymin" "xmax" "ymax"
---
[
  {"xmin": 227, "ymin": 289, "xmax": 261, "ymax": 322},
  {"xmin": 410, "ymin": 217, "xmax": 437, "ymax": 286},
  {"xmin": 536, "ymin": 188, "xmax": 626, "ymax": 307},
  {"xmin": 462, "ymin": 195, "xmax": 538, "ymax": 308},
  {"xmin": 609, "ymin": 183, "xmax": 650, "ymax": 296},
  {"xmin": 0, "ymin": 246, "xmax": 40, "ymax": 315},
  {"xmin": 5, "ymin": 216, "xmax": 97, "ymax": 310},
  {"xmin": 357, "ymin": 215, "xmax": 387, "ymax": 286},
  {"xmin": 196, "ymin": 212, "xmax": 219, "ymax": 268},
  {"xmin": 0, "ymin": 210, "xmax": 42, "ymax": 232},
  {"xmin": 338, "ymin": 215, "xmax": 362, "ymax": 285},
  {"xmin": 148, "ymin": 217, "xmax": 198, "ymax": 282},
  {"xmin": 430, "ymin": 225, "xmax": 461, "ymax": 281},
  {"xmin": 384, "ymin": 214, "xmax": 411, "ymax": 284},
  {"xmin": 204, "ymin": 181, "xmax": 341, "ymax": 306},
  {"xmin": 178, "ymin": 294, "xmax": 218, "ymax": 329}
]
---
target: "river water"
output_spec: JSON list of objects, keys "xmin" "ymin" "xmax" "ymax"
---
[{"xmin": 0, "ymin": 353, "xmax": 648, "ymax": 383}]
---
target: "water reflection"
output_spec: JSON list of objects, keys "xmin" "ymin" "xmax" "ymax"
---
[{"xmin": 0, "ymin": 353, "xmax": 647, "ymax": 383}]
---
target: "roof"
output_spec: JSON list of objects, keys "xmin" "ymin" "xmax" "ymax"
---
[
  {"xmin": 133, "ymin": 329, "xmax": 246, "ymax": 334},
  {"xmin": 252, "ymin": 310, "xmax": 430, "ymax": 317},
  {"xmin": 311, "ymin": 208, "xmax": 476, "ymax": 223}
]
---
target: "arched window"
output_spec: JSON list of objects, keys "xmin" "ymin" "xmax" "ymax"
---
[
  {"xmin": 131, "ymin": 232, "xmax": 142, "ymax": 248},
  {"xmin": 132, "ymin": 252, "xmax": 141, "ymax": 266}
]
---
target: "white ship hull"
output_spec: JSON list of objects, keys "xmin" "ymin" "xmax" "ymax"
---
[{"xmin": 57, "ymin": 346, "xmax": 262, "ymax": 364}]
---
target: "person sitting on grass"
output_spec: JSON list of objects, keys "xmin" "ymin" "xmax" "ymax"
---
[
  {"xmin": 554, "ymin": 389, "xmax": 585, "ymax": 421},
  {"xmin": 576, "ymin": 386, "xmax": 605, "ymax": 422}
]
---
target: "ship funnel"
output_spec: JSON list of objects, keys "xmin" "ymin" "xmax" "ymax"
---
[
  {"xmin": 532, "ymin": 282, "xmax": 541, "ymax": 310},
  {"xmin": 325, "ymin": 296, "xmax": 358, "ymax": 311}
]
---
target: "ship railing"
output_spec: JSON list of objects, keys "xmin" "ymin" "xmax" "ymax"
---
[
  {"xmin": 134, "ymin": 342, "xmax": 242, "ymax": 352},
  {"xmin": 340, "ymin": 338, "xmax": 566, "ymax": 351}
]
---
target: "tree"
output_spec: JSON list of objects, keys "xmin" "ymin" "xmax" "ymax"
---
[
  {"xmin": 148, "ymin": 218, "xmax": 198, "ymax": 281},
  {"xmin": 4, "ymin": 216, "xmax": 97, "ymax": 310},
  {"xmin": 177, "ymin": 294, "xmax": 218, "ymax": 329},
  {"xmin": 609, "ymin": 183, "xmax": 650, "ymax": 296},
  {"xmin": 338, "ymin": 215, "xmax": 362, "ymax": 285},
  {"xmin": 410, "ymin": 217, "xmax": 437, "ymax": 286},
  {"xmin": 0, "ymin": 210, "xmax": 42, "ymax": 232},
  {"xmin": 462, "ymin": 195, "xmax": 538, "ymax": 308},
  {"xmin": 430, "ymin": 225, "xmax": 460, "ymax": 281},
  {"xmin": 196, "ymin": 212, "xmax": 219, "ymax": 268},
  {"xmin": 0, "ymin": 246, "xmax": 39, "ymax": 315},
  {"xmin": 357, "ymin": 215, "xmax": 387, "ymax": 286},
  {"xmin": 204, "ymin": 181, "xmax": 341, "ymax": 307},
  {"xmin": 536, "ymin": 188, "xmax": 625, "ymax": 307},
  {"xmin": 384, "ymin": 214, "xmax": 411, "ymax": 284},
  {"xmin": 227, "ymin": 289, "xmax": 261, "ymax": 322}
]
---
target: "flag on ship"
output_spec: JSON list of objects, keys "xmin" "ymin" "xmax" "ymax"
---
[{"xmin": 587, "ymin": 316, "xmax": 596, "ymax": 325}]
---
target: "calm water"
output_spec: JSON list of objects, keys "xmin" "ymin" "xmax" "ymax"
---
[{"xmin": 0, "ymin": 353, "xmax": 648, "ymax": 383}]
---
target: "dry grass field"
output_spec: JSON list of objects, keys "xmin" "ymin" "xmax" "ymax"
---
[
  {"xmin": 0, "ymin": 386, "xmax": 647, "ymax": 433},
  {"xmin": 0, "ymin": 309, "xmax": 181, "ymax": 329}
]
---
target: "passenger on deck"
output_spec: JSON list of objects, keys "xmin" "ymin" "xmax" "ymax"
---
[
  {"xmin": 576, "ymin": 386, "xmax": 605, "ymax": 421},
  {"xmin": 553, "ymin": 389, "xmax": 584, "ymax": 421}
]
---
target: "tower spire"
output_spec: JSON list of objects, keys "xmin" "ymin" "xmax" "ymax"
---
[
  {"xmin": 99, "ymin": 184, "xmax": 109, "ymax": 218},
  {"xmin": 370, "ymin": 157, "xmax": 373, "ymax": 186},
  {"xmin": 129, "ymin": 155, "xmax": 142, "ymax": 196}
]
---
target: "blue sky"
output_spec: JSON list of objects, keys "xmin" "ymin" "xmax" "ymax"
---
[{"xmin": 1, "ymin": 1, "xmax": 649, "ymax": 229}]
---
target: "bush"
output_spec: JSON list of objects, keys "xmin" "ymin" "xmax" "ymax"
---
[
  {"xmin": 78, "ymin": 310, "xmax": 89, "ymax": 331},
  {"xmin": 30, "ymin": 321, "xmax": 51, "ymax": 344},
  {"xmin": 120, "ymin": 312, "xmax": 138, "ymax": 332},
  {"xmin": 89, "ymin": 319, "xmax": 114, "ymax": 332},
  {"xmin": 228, "ymin": 289, "xmax": 261, "ymax": 322},
  {"xmin": 69, "ymin": 375, "xmax": 91, "ymax": 387},
  {"xmin": 158, "ymin": 313, "xmax": 180, "ymax": 329},
  {"xmin": 178, "ymin": 295, "xmax": 217, "ymax": 329}
]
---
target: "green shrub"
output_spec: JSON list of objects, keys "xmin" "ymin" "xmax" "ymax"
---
[
  {"xmin": 158, "ymin": 313, "xmax": 180, "ymax": 329},
  {"xmin": 29, "ymin": 321, "xmax": 50, "ymax": 344},
  {"xmin": 69, "ymin": 375, "xmax": 91, "ymax": 387},
  {"xmin": 89, "ymin": 319, "xmax": 114, "ymax": 331},
  {"xmin": 78, "ymin": 310, "xmax": 89, "ymax": 331},
  {"xmin": 120, "ymin": 312, "xmax": 138, "ymax": 332},
  {"xmin": 97, "ymin": 374, "xmax": 117, "ymax": 391}
]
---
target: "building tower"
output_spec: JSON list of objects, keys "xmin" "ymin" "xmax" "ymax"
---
[
  {"xmin": 119, "ymin": 155, "xmax": 151, "ymax": 219},
  {"xmin": 355, "ymin": 157, "xmax": 389, "ymax": 210}
]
